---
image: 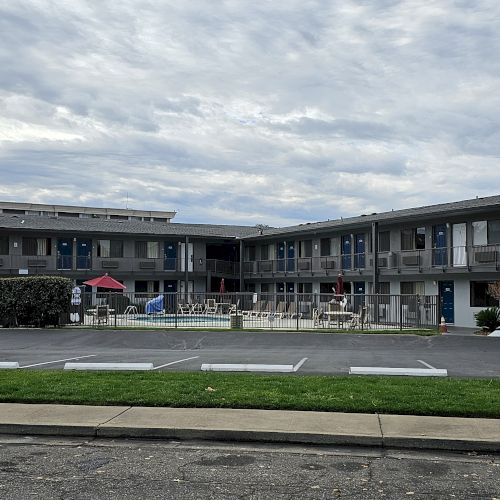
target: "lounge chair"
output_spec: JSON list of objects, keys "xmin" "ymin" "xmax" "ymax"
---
[
  {"xmin": 259, "ymin": 301, "xmax": 273, "ymax": 318},
  {"xmin": 287, "ymin": 301, "xmax": 301, "ymax": 319},
  {"xmin": 251, "ymin": 300, "xmax": 268, "ymax": 317},
  {"xmin": 191, "ymin": 302, "xmax": 204, "ymax": 314},
  {"xmin": 275, "ymin": 301, "xmax": 287, "ymax": 318}
]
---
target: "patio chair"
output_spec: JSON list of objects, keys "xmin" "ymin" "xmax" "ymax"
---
[
  {"xmin": 228, "ymin": 299, "xmax": 240, "ymax": 315},
  {"xmin": 177, "ymin": 302, "xmax": 191, "ymax": 315},
  {"xmin": 349, "ymin": 306, "xmax": 367, "ymax": 329},
  {"xmin": 95, "ymin": 304, "xmax": 109, "ymax": 325},
  {"xmin": 312, "ymin": 308, "xmax": 325, "ymax": 327},
  {"xmin": 191, "ymin": 302, "xmax": 204, "ymax": 314},
  {"xmin": 205, "ymin": 298, "xmax": 217, "ymax": 314}
]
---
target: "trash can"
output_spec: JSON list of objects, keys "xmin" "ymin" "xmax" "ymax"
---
[{"xmin": 230, "ymin": 314, "xmax": 243, "ymax": 329}]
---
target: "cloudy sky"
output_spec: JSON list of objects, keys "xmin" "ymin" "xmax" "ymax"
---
[{"xmin": 1, "ymin": 1, "xmax": 499, "ymax": 226}]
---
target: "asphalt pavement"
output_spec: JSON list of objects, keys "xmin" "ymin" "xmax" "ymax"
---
[{"xmin": 1, "ymin": 328, "xmax": 500, "ymax": 377}]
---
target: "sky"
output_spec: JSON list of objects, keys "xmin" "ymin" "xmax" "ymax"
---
[{"xmin": 1, "ymin": 1, "xmax": 500, "ymax": 227}]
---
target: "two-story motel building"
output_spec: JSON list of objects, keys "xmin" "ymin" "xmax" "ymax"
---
[{"xmin": 0, "ymin": 196, "xmax": 499, "ymax": 328}]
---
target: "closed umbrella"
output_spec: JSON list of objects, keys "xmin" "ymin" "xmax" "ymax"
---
[
  {"xmin": 336, "ymin": 273, "xmax": 344, "ymax": 298},
  {"xmin": 219, "ymin": 278, "xmax": 226, "ymax": 294}
]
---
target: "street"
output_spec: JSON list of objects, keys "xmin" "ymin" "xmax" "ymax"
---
[{"xmin": 0, "ymin": 435, "xmax": 499, "ymax": 499}]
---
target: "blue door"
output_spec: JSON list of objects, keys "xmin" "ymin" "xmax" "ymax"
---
[
  {"xmin": 164, "ymin": 242, "xmax": 177, "ymax": 271},
  {"xmin": 76, "ymin": 239, "xmax": 91, "ymax": 269},
  {"xmin": 354, "ymin": 234, "xmax": 365, "ymax": 269},
  {"xmin": 277, "ymin": 243, "xmax": 285, "ymax": 272},
  {"xmin": 433, "ymin": 224, "xmax": 447, "ymax": 266},
  {"xmin": 287, "ymin": 242, "xmax": 295, "ymax": 272},
  {"xmin": 439, "ymin": 281, "xmax": 454, "ymax": 323},
  {"xmin": 342, "ymin": 235, "xmax": 351, "ymax": 270},
  {"xmin": 57, "ymin": 238, "xmax": 73, "ymax": 270},
  {"xmin": 353, "ymin": 281, "xmax": 365, "ymax": 312},
  {"xmin": 164, "ymin": 280, "xmax": 177, "ymax": 312}
]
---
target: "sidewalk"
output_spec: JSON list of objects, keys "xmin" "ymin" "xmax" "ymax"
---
[{"xmin": 0, "ymin": 403, "xmax": 499, "ymax": 452}]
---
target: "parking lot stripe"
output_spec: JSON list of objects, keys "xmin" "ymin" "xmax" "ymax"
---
[
  {"xmin": 152, "ymin": 356, "xmax": 200, "ymax": 370},
  {"xmin": 293, "ymin": 358, "xmax": 308, "ymax": 372},
  {"xmin": 417, "ymin": 359, "xmax": 436, "ymax": 369},
  {"xmin": 20, "ymin": 355, "xmax": 97, "ymax": 369}
]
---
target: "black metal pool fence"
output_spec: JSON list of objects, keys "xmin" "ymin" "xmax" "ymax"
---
[{"xmin": 65, "ymin": 292, "xmax": 439, "ymax": 330}]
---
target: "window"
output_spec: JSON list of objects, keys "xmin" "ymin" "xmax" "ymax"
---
[
  {"xmin": 472, "ymin": 220, "xmax": 500, "ymax": 245},
  {"xmin": 0, "ymin": 236, "xmax": 8, "ymax": 255},
  {"xmin": 472, "ymin": 221, "xmax": 487, "ymax": 245},
  {"xmin": 401, "ymin": 228, "xmax": 425, "ymax": 250},
  {"xmin": 135, "ymin": 280, "xmax": 159, "ymax": 294},
  {"xmin": 320, "ymin": 238, "xmax": 331, "ymax": 256},
  {"xmin": 22, "ymin": 237, "xmax": 51, "ymax": 256},
  {"xmin": 260, "ymin": 244, "xmax": 269, "ymax": 261},
  {"xmin": 135, "ymin": 241, "xmax": 159, "ymax": 259},
  {"xmin": 97, "ymin": 240, "xmax": 123, "ymax": 258},
  {"xmin": 297, "ymin": 283, "xmax": 312, "ymax": 293},
  {"xmin": 246, "ymin": 246, "xmax": 256, "ymax": 261},
  {"xmin": 378, "ymin": 231, "xmax": 390, "ymax": 252},
  {"xmin": 110, "ymin": 215, "xmax": 128, "ymax": 220},
  {"xmin": 470, "ymin": 281, "xmax": 499, "ymax": 307},
  {"xmin": 488, "ymin": 220, "xmax": 500, "ymax": 244},
  {"xmin": 299, "ymin": 240, "xmax": 312, "ymax": 258},
  {"xmin": 401, "ymin": 281, "xmax": 425, "ymax": 295}
]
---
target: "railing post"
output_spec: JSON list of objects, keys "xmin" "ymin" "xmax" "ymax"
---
[{"xmin": 399, "ymin": 295, "xmax": 403, "ymax": 331}]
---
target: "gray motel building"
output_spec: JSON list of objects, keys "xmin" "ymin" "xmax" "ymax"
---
[{"xmin": 0, "ymin": 196, "xmax": 499, "ymax": 328}]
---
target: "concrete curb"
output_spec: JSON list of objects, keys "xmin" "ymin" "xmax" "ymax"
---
[{"xmin": 0, "ymin": 404, "xmax": 499, "ymax": 452}]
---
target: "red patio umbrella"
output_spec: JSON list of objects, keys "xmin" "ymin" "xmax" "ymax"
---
[
  {"xmin": 83, "ymin": 273, "xmax": 126, "ymax": 289},
  {"xmin": 219, "ymin": 278, "xmax": 226, "ymax": 294}
]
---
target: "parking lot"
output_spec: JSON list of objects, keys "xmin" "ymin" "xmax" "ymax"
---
[{"xmin": 1, "ymin": 328, "xmax": 500, "ymax": 377}]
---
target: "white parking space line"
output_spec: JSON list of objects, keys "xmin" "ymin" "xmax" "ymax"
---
[
  {"xmin": 0, "ymin": 362, "xmax": 19, "ymax": 369},
  {"xmin": 152, "ymin": 356, "xmax": 200, "ymax": 371},
  {"xmin": 417, "ymin": 359, "xmax": 436, "ymax": 369},
  {"xmin": 20, "ymin": 355, "xmax": 97, "ymax": 369},
  {"xmin": 293, "ymin": 357, "xmax": 308, "ymax": 372}
]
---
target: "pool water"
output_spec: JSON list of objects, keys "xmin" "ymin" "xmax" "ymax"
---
[{"xmin": 134, "ymin": 315, "xmax": 230, "ymax": 323}]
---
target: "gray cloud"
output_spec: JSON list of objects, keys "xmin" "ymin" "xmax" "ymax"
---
[{"xmin": 0, "ymin": 1, "xmax": 499, "ymax": 226}]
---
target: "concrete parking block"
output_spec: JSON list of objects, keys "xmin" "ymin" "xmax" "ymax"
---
[
  {"xmin": 379, "ymin": 414, "xmax": 500, "ymax": 451},
  {"xmin": 0, "ymin": 403, "xmax": 129, "ymax": 437},
  {"xmin": 98, "ymin": 407, "xmax": 382, "ymax": 446}
]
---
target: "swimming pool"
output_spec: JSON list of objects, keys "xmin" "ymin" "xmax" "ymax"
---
[{"xmin": 134, "ymin": 315, "xmax": 230, "ymax": 324}]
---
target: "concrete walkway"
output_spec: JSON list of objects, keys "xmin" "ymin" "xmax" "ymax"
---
[{"xmin": 0, "ymin": 403, "xmax": 499, "ymax": 452}]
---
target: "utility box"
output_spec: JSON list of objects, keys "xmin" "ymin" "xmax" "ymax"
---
[{"xmin": 230, "ymin": 314, "xmax": 243, "ymax": 329}]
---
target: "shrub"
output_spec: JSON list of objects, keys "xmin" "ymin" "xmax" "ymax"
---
[
  {"xmin": 0, "ymin": 276, "xmax": 72, "ymax": 327},
  {"xmin": 475, "ymin": 307, "xmax": 500, "ymax": 332}
]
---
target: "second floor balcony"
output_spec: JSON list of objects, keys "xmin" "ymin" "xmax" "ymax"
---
[{"xmin": 243, "ymin": 244, "xmax": 500, "ymax": 276}]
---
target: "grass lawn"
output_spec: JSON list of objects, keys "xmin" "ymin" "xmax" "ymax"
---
[{"xmin": 0, "ymin": 371, "xmax": 498, "ymax": 418}]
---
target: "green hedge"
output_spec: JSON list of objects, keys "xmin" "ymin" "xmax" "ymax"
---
[{"xmin": 0, "ymin": 276, "xmax": 72, "ymax": 327}]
